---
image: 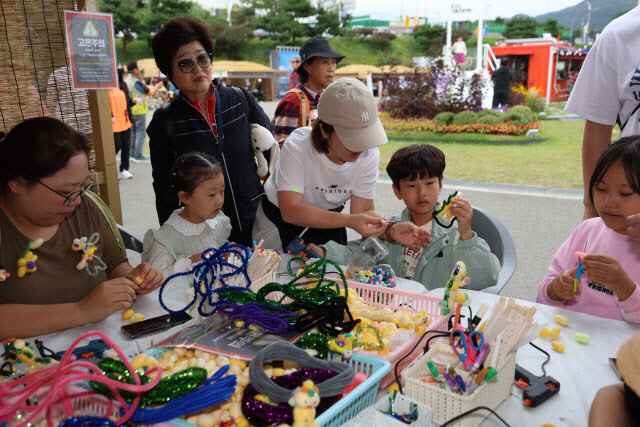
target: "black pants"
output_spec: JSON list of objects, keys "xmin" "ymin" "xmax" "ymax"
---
[
  {"xmin": 261, "ymin": 195, "xmax": 347, "ymax": 249},
  {"xmin": 114, "ymin": 128, "xmax": 131, "ymax": 172},
  {"xmin": 492, "ymin": 92, "xmax": 509, "ymax": 108}
]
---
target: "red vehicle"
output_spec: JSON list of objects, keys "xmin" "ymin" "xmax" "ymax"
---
[{"xmin": 488, "ymin": 37, "xmax": 588, "ymax": 103}]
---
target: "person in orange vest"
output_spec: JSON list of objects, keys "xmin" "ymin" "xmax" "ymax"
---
[
  {"xmin": 109, "ymin": 64, "xmax": 134, "ymax": 179},
  {"xmin": 273, "ymin": 38, "xmax": 345, "ymax": 147}
]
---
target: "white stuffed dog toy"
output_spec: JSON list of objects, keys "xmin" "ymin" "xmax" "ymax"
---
[{"xmin": 250, "ymin": 123, "xmax": 279, "ymax": 179}]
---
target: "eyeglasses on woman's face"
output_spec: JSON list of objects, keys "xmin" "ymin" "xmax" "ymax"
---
[
  {"xmin": 36, "ymin": 175, "xmax": 94, "ymax": 206},
  {"xmin": 173, "ymin": 53, "xmax": 213, "ymax": 74}
]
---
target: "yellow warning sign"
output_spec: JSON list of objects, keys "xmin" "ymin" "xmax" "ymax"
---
[{"xmin": 82, "ymin": 20, "xmax": 98, "ymax": 37}]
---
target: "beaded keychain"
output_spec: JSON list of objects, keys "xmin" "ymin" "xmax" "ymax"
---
[
  {"xmin": 354, "ymin": 266, "xmax": 396, "ymax": 288},
  {"xmin": 432, "ymin": 191, "xmax": 460, "ymax": 229}
]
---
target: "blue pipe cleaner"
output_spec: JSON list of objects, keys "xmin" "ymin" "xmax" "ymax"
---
[
  {"xmin": 58, "ymin": 416, "xmax": 116, "ymax": 427},
  {"xmin": 121, "ymin": 365, "xmax": 237, "ymax": 424},
  {"xmin": 159, "ymin": 242, "xmax": 252, "ymax": 317}
]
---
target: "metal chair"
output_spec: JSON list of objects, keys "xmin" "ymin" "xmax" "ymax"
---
[
  {"xmin": 117, "ymin": 224, "xmax": 144, "ymax": 254},
  {"xmin": 471, "ymin": 206, "xmax": 517, "ymax": 295}
]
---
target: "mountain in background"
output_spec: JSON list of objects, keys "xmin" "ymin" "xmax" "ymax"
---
[{"xmin": 531, "ymin": 0, "xmax": 635, "ymax": 32}]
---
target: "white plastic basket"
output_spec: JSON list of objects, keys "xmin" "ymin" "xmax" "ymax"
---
[
  {"xmin": 403, "ymin": 346, "xmax": 516, "ymax": 427},
  {"xmin": 344, "ymin": 393, "xmax": 432, "ymax": 427}
]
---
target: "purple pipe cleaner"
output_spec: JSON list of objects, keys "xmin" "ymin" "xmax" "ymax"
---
[
  {"xmin": 241, "ymin": 368, "xmax": 340, "ymax": 426},
  {"xmin": 218, "ymin": 301, "xmax": 296, "ymax": 335}
]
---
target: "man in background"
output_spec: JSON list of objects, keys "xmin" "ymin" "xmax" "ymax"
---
[{"xmin": 125, "ymin": 61, "xmax": 162, "ymax": 162}]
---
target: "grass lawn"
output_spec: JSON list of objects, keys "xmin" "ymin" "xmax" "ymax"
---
[{"xmin": 381, "ymin": 120, "xmax": 588, "ymax": 189}]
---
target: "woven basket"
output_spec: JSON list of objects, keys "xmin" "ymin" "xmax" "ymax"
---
[{"xmin": 403, "ymin": 345, "xmax": 516, "ymax": 427}]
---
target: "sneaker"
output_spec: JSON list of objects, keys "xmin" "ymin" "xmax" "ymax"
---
[
  {"xmin": 119, "ymin": 170, "xmax": 133, "ymax": 179},
  {"xmin": 131, "ymin": 155, "xmax": 150, "ymax": 162}
]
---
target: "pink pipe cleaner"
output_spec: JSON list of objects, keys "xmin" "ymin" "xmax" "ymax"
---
[{"xmin": 0, "ymin": 331, "xmax": 163, "ymax": 427}]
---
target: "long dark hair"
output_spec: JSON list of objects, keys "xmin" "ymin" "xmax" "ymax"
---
[
  {"xmin": 589, "ymin": 136, "xmax": 640, "ymax": 204},
  {"xmin": 0, "ymin": 117, "xmax": 91, "ymax": 196},
  {"xmin": 169, "ymin": 152, "xmax": 222, "ymax": 204}
]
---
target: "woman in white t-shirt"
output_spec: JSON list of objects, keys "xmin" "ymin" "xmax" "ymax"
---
[{"xmin": 253, "ymin": 78, "xmax": 431, "ymax": 252}]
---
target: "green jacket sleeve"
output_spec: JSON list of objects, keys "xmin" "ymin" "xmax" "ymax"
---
[
  {"xmin": 450, "ymin": 232, "xmax": 500, "ymax": 290},
  {"xmin": 322, "ymin": 238, "xmax": 367, "ymax": 266}
]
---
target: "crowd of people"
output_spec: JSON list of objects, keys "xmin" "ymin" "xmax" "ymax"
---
[{"xmin": 4, "ymin": 10, "xmax": 640, "ymax": 425}]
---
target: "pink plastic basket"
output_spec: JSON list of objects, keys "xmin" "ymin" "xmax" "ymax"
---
[{"xmin": 346, "ymin": 281, "xmax": 447, "ymax": 388}]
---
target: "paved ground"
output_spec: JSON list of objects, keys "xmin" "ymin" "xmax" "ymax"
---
[{"xmin": 122, "ymin": 102, "xmax": 584, "ymax": 303}]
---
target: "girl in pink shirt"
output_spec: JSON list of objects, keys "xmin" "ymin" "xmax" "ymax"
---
[{"xmin": 537, "ymin": 137, "xmax": 640, "ymax": 323}]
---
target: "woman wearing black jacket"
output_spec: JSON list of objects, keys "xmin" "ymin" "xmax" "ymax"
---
[{"xmin": 147, "ymin": 17, "xmax": 271, "ymax": 246}]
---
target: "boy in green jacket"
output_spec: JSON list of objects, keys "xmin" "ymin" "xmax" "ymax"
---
[{"xmin": 308, "ymin": 144, "xmax": 499, "ymax": 291}]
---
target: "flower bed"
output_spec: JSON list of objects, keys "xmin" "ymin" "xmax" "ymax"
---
[{"xmin": 379, "ymin": 113, "xmax": 540, "ymax": 136}]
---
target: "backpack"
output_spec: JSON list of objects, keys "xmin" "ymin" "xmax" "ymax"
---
[{"xmin": 287, "ymin": 88, "xmax": 311, "ymax": 127}]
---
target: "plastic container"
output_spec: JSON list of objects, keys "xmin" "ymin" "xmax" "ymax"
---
[
  {"xmin": 147, "ymin": 347, "xmax": 390, "ymax": 427},
  {"xmin": 347, "ymin": 281, "xmax": 447, "ymax": 388},
  {"xmin": 403, "ymin": 345, "xmax": 517, "ymax": 427},
  {"xmin": 344, "ymin": 393, "xmax": 432, "ymax": 427}
]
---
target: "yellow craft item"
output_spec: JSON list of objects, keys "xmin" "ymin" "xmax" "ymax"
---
[
  {"xmin": 539, "ymin": 327, "xmax": 549, "ymax": 338},
  {"xmin": 134, "ymin": 276, "xmax": 144, "ymax": 285},
  {"xmin": 388, "ymin": 383, "xmax": 400, "ymax": 394},
  {"xmin": 554, "ymin": 315, "xmax": 569, "ymax": 326},
  {"xmin": 551, "ymin": 341, "xmax": 565, "ymax": 353},
  {"xmin": 575, "ymin": 333, "xmax": 590, "ymax": 344},
  {"xmin": 255, "ymin": 394, "xmax": 270, "ymax": 403},
  {"xmin": 273, "ymin": 368, "xmax": 284, "ymax": 376},
  {"xmin": 121, "ymin": 309, "xmax": 134, "ymax": 320},
  {"xmin": 549, "ymin": 326, "xmax": 561, "ymax": 340},
  {"xmin": 455, "ymin": 293, "xmax": 468, "ymax": 303},
  {"xmin": 131, "ymin": 313, "xmax": 146, "ymax": 322}
]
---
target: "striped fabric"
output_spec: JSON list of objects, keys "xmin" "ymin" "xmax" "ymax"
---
[{"xmin": 273, "ymin": 83, "xmax": 319, "ymax": 146}]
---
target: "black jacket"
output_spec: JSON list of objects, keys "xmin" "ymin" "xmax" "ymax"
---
[
  {"xmin": 147, "ymin": 85, "xmax": 271, "ymax": 246},
  {"xmin": 492, "ymin": 66, "xmax": 513, "ymax": 95}
]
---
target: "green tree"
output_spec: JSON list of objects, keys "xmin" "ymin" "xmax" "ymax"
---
[
  {"xmin": 314, "ymin": 7, "xmax": 344, "ymax": 36},
  {"xmin": 99, "ymin": 0, "xmax": 141, "ymax": 60},
  {"xmin": 143, "ymin": 0, "xmax": 194, "ymax": 40},
  {"xmin": 251, "ymin": 0, "xmax": 316, "ymax": 43},
  {"xmin": 504, "ymin": 17, "xmax": 537, "ymax": 39},
  {"xmin": 494, "ymin": 17, "xmax": 504, "ymax": 24},
  {"xmin": 412, "ymin": 22, "xmax": 445, "ymax": 56},
  {"xmin": 206, "ymin": 19, "xmax": 251, "ymax": 59},
  {"xmin": 542, "ymin": 18, "xmax": 561, "ymax": 37}
]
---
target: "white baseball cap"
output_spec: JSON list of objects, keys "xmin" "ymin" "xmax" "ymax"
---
[{"xmin": 317, "ymin": 78, "xmax": 387, "ymax": 152}]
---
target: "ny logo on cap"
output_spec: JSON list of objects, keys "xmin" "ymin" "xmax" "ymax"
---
[{"xmin": 361, "ymin": 111, "xmax": 369, "ymax": 122}]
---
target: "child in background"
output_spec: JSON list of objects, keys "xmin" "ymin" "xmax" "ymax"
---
[
  {"xmin": 537, "ymin": 136, "xmax": 640, "ymax": 322},
  {"xmin": 589, "ymin": 332, "xmax": 640, "ymax": 427},
  {"xmin": 142, "ymin": 153, "xmax": 231, "ymax": 278},
  {"xmin": 308, "ymin": 144, "xmax": 499, "ymax": 290}
]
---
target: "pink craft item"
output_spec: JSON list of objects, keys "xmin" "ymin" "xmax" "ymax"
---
[{"xmin": 0, "ymin": 330, "xmax": 163, "ymax": 427}]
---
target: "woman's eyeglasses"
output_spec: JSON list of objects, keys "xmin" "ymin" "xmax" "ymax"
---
[
  {"xmin": 36, "ymin": 175, "xmax": 94, "ymax": 206},
  {"xmin": 173, "ymin": 53, "xmax": 213, "ymax": 74}
]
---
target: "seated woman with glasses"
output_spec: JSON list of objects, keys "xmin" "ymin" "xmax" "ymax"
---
[
  {"xmin": 147, "ymin": 17, "xmax": 272, "ymax": 247},
  {"xmin": 0, "ymin": 117, "xmax": 164, "ymax": 340}
]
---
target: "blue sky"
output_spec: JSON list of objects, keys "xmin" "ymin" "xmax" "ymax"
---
[{"xmin": 350, "ymin": 0, "xmax": 584, "ymax": 22}]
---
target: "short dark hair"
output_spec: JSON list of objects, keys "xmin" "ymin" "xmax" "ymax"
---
[
  {"xmin": 310, "ymin": 119, "xmax": 334, "ymax": 154},
  {"xmin": 386, "ymin": 144, "xmax": 446, "ymax": 188},
  {"xmin": 169, "ymin": 152, "xmax": 222, "ymax": 204},
  {"xmin": 127, "ymin": 61, "xmax": 137, "ymax": 72},
  {"xmin": 152, "ymin": 17, "xmax": 214, "ymax": 83},
  {"xmin": 0, "ymin": 117, "xmax": 91, "ymax": 196},
  {"xmin": 297, "ymin": 57, "xmax": 315, "ymax": 84},
  {"xmin": 589, "ymin": 136, "xmax": 640, "ymax": 204}
]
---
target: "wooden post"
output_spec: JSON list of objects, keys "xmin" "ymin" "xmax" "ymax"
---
[{"xmin": 79, "ymin": 0, "xmax": 123, "ymax": 224}]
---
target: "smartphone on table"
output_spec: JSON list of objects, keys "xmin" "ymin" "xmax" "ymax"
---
[{"xmin": 121, "ymin": 312, "xmax": 192, "ymax": 339}]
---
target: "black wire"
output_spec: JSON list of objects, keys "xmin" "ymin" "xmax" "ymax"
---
[
  {"xmin": 392, "ymin": 330, "xmax": 450, "ymax": 394},
  {"xmin": 529, "ymin": 342, "xmax": 550, "ymax": 377},
  {"xmin": 440, "ymin": 405, "xmax": 511, "ymax": 427}
]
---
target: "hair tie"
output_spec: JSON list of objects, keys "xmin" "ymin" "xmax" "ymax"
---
[{"xmin": 248, "ymin": 341, "xmax": 354, "ymax": 403}]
